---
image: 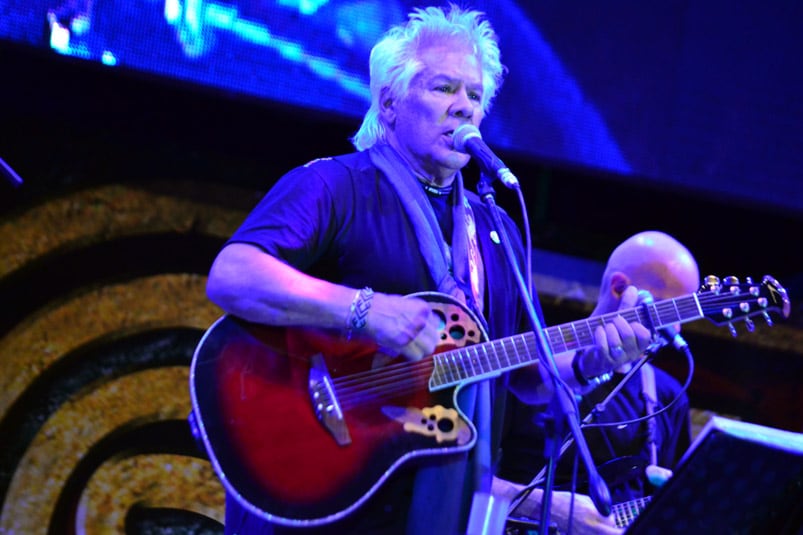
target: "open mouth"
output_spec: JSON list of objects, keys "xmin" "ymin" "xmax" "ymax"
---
[{"xmin": 445, "ymin": 130, "xmax": 456, "ymax": 147}]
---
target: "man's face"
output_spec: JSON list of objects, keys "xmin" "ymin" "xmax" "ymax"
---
[{"xmin": 383, "ymin": 42, "xmax": 485, "ymax": 183}]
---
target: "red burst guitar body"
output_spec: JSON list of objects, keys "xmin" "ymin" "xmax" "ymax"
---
[{"xmin": 188, "ymin": 277, "xmax": 789, "ymax": 527}]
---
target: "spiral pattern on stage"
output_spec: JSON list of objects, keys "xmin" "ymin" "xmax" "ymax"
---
[{"xmin": 0, "ymin": 182, "xmax": 253, "ymax": 534}]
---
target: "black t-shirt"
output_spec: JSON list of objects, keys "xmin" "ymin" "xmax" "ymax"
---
[{"xmin": 228, "ymin": 150, "xmax": 530, "ymax": 340}]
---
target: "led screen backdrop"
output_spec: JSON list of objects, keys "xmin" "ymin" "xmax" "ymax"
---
[{"xmin": 2, "ymin": 0, "xmax": 802, "ymax": 213}]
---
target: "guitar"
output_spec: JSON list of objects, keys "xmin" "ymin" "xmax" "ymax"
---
[
  {"xmin": 504, "ymin": 457, "xmax": 655, "ymax": 532},
  {"xmin": 504, "ymin": 456, "xmax": 654, "ymax": 533},
  {"xmin": 188, "ymin": 275, "xmax": 789, "ymax": 526},
  {"xmin": 506, "ymin": 496, "xmax": 651, "ymax": 533},
  {"xmin": 578, "ymin": 456, "xmax": 654, "ymax": 529},
  {"xmin": 612, "ymin": 495, "xmax": 651, "ymax": 529}
]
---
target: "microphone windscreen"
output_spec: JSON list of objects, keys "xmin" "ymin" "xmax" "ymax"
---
[{"xmin": 453, "ymin": 124, "xmax": 482, "ymax": 154}]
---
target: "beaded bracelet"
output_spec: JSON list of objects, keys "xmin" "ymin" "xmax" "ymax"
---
[{"xmin": 345, "ymin": 287, "xmax": 374, "ymax": 341}]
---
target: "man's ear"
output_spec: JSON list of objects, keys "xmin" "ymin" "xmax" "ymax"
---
[
  {"xmin": 610, "ymin": 272, "xmax": 631, "ymax": 298},
  {"xmin": 379, "ymin": 87, "xmax": 396, "ymax": 125}
]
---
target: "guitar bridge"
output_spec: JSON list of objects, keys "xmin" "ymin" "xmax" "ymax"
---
[{"xmin": 308, "ymin": 353, "xmax": 352, "ymax": 446}]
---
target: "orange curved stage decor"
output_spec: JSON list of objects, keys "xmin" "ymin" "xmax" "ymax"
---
[{"xmin": 0, "ymin": 182, "xmax": 246, "ymax": 533}]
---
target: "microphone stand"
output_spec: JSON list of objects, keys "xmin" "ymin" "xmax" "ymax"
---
[
  {"xmin": 473, "ymin": 173, "xmax": 611, "ymax": 533},
  {"xmin": 533, "ymin": 348, "xmax": 658, "ymax": 487}
]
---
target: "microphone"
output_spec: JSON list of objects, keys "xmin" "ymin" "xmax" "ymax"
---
[
  {"xmin": 453, "ymin": 124, "xmax": 519, "ymax": 189},
  {"xmin": 657, "ymin": 324, "xmax": 688, "ymax": 351},
  {"xmin": 637, "ymin": 290, "xmax": 688, "ymax": 351}
]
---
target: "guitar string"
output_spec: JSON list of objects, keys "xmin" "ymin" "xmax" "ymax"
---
[
  {"xmin": 335, "ymin": 364, "xmax": 434, "ymax": 407},
  {"xmin": 612, "ymin": 496, "xmax": 651, "ymax": 528},
  {"xmin": 331, "ymin": 291, "xmax": 767, "ymax": 406},
  {"xmin": 334, "ymin": 345, "xmax": 521, "ymax": 407},
  {"xmin": 334, "ymin": 336, "xmax": 540, "ymax": 407},
  {"xmin": 333, "ymin": 333, "xmax": 530, "ymax": 388},
  {"xmin": 333, "ymin": 334, "xmax": 537, "ymax": 393}
]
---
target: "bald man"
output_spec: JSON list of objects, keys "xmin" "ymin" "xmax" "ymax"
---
[
  {"xmin": 594, "ymin": 230, "xmax": 700, "ymax": 332},
  {"xmin": 494, "ymin": 231, "xmax": 699, "ymax": 535}
]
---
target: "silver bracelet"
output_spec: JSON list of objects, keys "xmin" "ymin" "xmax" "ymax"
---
[{"xmin": 345, "ymin": 287, "xmax": 373, "ymax": 340}]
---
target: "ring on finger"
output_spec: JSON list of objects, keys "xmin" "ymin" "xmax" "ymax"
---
[{"xmin": 610, "ymin": 344, "xmax": 626, "ymax": 360}]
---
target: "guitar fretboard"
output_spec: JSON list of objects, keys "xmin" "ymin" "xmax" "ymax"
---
[
  {"xmin": 429, "ymin": 294, "xmax": 703, "ymax": 389},
  {"xmin": 545, "ymin": 294, "xmax": 702, "ymax": 353},
  {"xmin": 612, "ymin": 496, "xmax": 652, "ymax": 528}
]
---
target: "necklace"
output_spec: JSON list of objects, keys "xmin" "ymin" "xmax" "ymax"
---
[{"xmin": 417, "ymin": 177, "xmax": 453, "ymax": 197}]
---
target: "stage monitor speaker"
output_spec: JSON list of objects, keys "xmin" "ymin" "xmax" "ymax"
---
[{"xmin": 626, "ymin": 416, "xmax": 803, "ymax": 534}]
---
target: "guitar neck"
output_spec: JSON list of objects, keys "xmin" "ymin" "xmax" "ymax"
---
[
  {"xmin": 612, "ymin": 495, "xmax": 652, "ymax": 529},
  {"xmin": 545, "ymin": 293, "xmax": 703, "ymax": 353},
  {"xmin": 429, "ymin": 294, "xmax": 703, "ymax": 390}
]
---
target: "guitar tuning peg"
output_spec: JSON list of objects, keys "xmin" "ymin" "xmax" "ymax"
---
[
  {"xmin": 762, "ymin": 311, "xmax": 774, "ymax": 327},
  {"xmin": 728, "ymin": 323, "xmax": 738, "ymax": 337},
  {"xmin": 723, "ymin": 276, "xmax": 739, "ymax": 286},
  {"xmin": 703, "ymin": 275, "xmax": 721, "ymax": 292},
  {"xmin": 745, "ymin": 317, "xmax": 755, "ymax": 332},
  {"xmin": 745, "ymin": 276, "xmax": 754, "ymax": 284}
]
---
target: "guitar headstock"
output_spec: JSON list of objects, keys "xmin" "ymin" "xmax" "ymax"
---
[{"xmin": 698, "ymin": 275, "xmax": 791, "ymax": 336}]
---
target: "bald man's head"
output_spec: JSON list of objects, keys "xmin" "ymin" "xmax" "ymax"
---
[{"xmin": 600, "ymin": 231, "xmax": 700, "ymax": 305}]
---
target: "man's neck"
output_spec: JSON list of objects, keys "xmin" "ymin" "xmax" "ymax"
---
[{"xmin": 385, "ymin": 140, "xmax": 456, "ymax": 188}]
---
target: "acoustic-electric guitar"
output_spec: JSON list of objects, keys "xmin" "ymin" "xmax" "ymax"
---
[{"xmin": 188, "ymin": 275, "xmax": 789, "ymax": 527}]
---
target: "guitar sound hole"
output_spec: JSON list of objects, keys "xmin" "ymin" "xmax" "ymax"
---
[
  {"xmin": 433, "ymin": 309, "xmax": 447, "ymax": 327},
  {"xmin": 437, "ymin": 418, "xmax": 454, "ymax": 433},
  {"xmin": 448, "ymin": 325, "xmax": 466, "ymax": 340},
  {"xmin": 422, "ymin": 415, "xmax": 436, "ymax": 431}
]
